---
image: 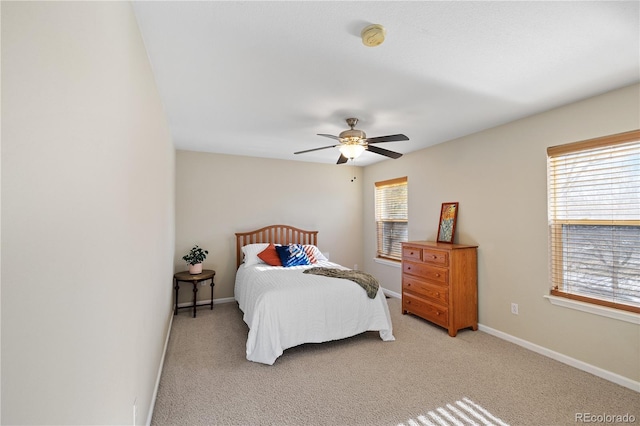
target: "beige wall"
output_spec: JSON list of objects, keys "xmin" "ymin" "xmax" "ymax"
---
[
  {"xmin": 1, "ymin": 2, "xmax": 175, "ymax": 425},
  {"xmin": 363, "ymin": 84, "xmax": 640, "ymax": 383},
  {"xmin": 175, "ymin": 150, "xmax": 363, "ymax": 303}
]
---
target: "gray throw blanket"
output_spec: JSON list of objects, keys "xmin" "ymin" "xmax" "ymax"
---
[{"xmin": 303, "ymin": 268, "xmax": 379, "ymax": 299}]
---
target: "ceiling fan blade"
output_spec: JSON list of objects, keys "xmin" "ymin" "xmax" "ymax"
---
[
  {"xmin": 294, "ymin": 144, "xmax": 339, "ymax": 155},
  {"xmin": 336, "ymin": 154, "xmax": 348, "ymax": 164},
  {"xmin": 365, "ymin": 134, "xmax": 409, "ymax": 144},
  {"xmin": 318, "ymin": 133, "xmax": 340, "ymax": 140},
  {"xmin": 366, "ymin": 144, "xmax": 403, "ymax": 159}
]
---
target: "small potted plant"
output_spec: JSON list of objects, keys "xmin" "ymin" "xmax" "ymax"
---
[{"xmin": 182, "ymin": 245, "xmax": 208, "ymax": 274}]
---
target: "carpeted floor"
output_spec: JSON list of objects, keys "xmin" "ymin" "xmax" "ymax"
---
[{"xmin": 151, "ymin": 297, "xmax": 639, "ymax": 425}]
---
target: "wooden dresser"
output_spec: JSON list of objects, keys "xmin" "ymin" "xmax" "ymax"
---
[{"xmin": 401, "ymin": 241, "xmax": 478, "ymax": 336}]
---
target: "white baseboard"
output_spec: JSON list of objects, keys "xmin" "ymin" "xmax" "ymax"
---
[
  {"xmin": 382, "ymin": 287, "xmax": 401, "ymax": 299},
  {"xmin": 478, "ymin": 324, "xmax": 640, "ymax": 393},
  {"xmin": 146, "ymin": 309, "xmax": 174, "ymax": 426}
]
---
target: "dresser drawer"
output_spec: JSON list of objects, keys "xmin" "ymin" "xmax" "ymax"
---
[
  {"xmin": 403, "ymin": 293, "xmax": 448, "ymax": 327},
  {"xmin": 422, "ymin": 248, "xmax": 449, "ymax": 266},
  {"xmin": 402, "ymin": 246, "xmax": 422, "ymax": 261},
  {"xmin": 403, "ymin": 276, "xmax": 448, "ymax": 305},
  {"xmin": 402, "ymin": 261, "xmax": 449, "ymax": 284}
]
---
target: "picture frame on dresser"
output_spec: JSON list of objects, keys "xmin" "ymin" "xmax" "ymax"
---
[{"xmin": 437, "ymin": 202, "xmax": 458, "ymax": 243}]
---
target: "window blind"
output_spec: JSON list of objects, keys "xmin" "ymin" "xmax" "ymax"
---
[
  {"xmin": 375, "ymin": 177, "xmax": 408, "ymax": 261},
  {"xmin": 547, "ymin": 130, "xmax": 640, "ymax": 313}
]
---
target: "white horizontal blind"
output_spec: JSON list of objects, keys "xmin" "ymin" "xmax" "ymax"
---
[
  {"xmin": 547, "ymin": 130, "xmax": 640, "ymax": 313},
  {"xmin": 375, "ymin": 177, "xmax": 408, "ymax": 261}
]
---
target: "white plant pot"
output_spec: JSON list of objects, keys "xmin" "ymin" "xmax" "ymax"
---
[{"xmin": 189, "ymin": 263, "xmax": 203, "ymax": 274}]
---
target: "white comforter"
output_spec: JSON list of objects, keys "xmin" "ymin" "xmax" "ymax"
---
[{"xmin": 235, "ymin": 261, "xmax": 395, "ymax": 365}]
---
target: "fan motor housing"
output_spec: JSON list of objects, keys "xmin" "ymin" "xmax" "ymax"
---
[{"xmin": 339, "ymin": 128, "xmax": 366, "ymax": 141}]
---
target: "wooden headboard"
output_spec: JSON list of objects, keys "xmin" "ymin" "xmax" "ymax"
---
[{"xmin": 235, "ymin": 224, "xmax": 318, "ymax": 268}]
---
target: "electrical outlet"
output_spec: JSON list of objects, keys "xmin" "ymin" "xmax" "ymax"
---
[{"xmin": 511, "ymin": 303, "xmax": 519, "ymax": 315}]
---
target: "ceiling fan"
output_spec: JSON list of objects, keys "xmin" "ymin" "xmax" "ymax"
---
[{"xmin": 294, "ymin": 118, "xmax": 409, "ymax": 164}]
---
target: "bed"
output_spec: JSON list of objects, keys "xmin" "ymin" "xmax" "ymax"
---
[{"xmin": 234, "ymin": 224, "xmax": 395, "ymax": 365}]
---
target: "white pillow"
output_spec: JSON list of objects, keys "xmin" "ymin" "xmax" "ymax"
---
[{"xmin": 241, "ymin": 243, "xmax": 270, "ymax": 268}]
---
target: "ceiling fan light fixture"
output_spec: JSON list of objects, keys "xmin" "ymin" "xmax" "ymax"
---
[
  {"xmin": 339, "ymin": 143, "xmax": 366, "ymax": 160},
  {"xmin": 295, "ymin": 117, "xmax": 407, "ymax": 163}
]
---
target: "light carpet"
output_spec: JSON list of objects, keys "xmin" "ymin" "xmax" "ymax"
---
[{"xmin": 151, "ymin": 298, "xmax": 639, "ymax": 425}]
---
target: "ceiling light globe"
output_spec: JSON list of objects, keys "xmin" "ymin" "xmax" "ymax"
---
[{"xmin": 339, "ymin": 144, "xmax": 366, "ymax": 159}]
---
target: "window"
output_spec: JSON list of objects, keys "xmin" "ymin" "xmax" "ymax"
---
[
  {"xmin": 547, "ymin": 130, "xmax": 640, "ymax": 313},
  {"xmin": 375, "ymin": 177, "xmax": 408, "ymax": 261}
]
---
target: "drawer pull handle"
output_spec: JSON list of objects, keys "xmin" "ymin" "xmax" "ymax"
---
[
  {"xmin": 410, "ymin": 251, "xmax": 414, "ymax": 255},
  {"xmin": 435, "ymin": 273, "xmax": 440, "ymax": 277},
  {"xmin": 432, "ymin": 255, "xmax": 437, "ymax": 259},
  {"xmin": 407, "ymin": 300, "xmax": 411, "ymax": 304},
  {"xmin": 435, "ymin": 292, "xmax": 440, "ymax": 297},
  {"xmin": 436, "ymin": 312, "xmax": 440, "ymax": 315},
  {"xmin": 407, "ymin": 283, "xmax": 411, "ymax": 287},
  {"xmin": 407, "ymin": 266, "xmax": 411, "ymax": 270}
]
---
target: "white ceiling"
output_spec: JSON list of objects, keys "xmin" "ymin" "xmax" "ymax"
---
[{"xmin": 132, "ymin": 1, "xmax": 639, "ymax": 166}]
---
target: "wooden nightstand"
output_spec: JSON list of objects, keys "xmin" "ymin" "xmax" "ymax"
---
[{"xmin": 173, "ymin": 269, "xmax": 215, "ymax": 318}]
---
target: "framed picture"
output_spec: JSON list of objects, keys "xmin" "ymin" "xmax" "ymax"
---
[{"xmin": 437, "ymin": 202, "xmax": 459, "ymax": 243}]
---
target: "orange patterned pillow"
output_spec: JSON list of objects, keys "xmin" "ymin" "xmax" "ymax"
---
[
  {"xmin": 257, "ymin": 243, "xmax": 282, "ymax": 266},
  {"xmin": 303, "ymin": 245, "xmax": 318, "ymax": 263}
]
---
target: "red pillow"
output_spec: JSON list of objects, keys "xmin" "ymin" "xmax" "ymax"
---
[{"xmin": 257, "ymin": 243, "xmax": 282, "ymax": 266}]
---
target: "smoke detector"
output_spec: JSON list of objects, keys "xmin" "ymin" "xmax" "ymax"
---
[{"xmin": 361, "ymin": 24, "xmax": 386, "ymax": 47}]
